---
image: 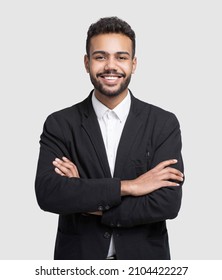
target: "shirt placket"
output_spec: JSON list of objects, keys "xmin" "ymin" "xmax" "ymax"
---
[{"xmin": 104, "ymin": 110, "xmax": 116, "ymax": 177}]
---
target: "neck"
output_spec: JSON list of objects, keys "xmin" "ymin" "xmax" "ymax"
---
[{"xmin": 94, "ymin": 90, "xmax": 128, "ymax": 109}]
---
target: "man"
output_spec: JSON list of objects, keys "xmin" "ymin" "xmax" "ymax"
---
[{"xmin": 35, "ymin": 17, "xmax": 184, "ymax": 260}]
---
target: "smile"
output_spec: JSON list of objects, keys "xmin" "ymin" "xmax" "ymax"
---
[
  {"xmin": 98, "ymin": 73, "xmax": 125, "ymax": 79},
  {"xmin": 103, "ymin": 76, "xmax": 119, "ymax": 80},
  {"xmin": 98, "ymin": 75, "xmax": 123, "ymax": 85}
]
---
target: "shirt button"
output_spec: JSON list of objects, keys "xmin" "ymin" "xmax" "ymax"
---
[
  {"xmin": 105, "ymin": 205, "xmax": 110, "ymax": 210},
  {"xmin": 98, "ymin": 206, "xmax": 103, "ymax": 211},
  {"xmin": 103, "ymin": 232, "xmax": 111, "ymax": 239}
]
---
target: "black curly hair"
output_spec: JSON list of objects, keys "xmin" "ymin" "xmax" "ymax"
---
[{"xmin": 86, "ymin": 17, "xmax": 136, "ymax": 58}]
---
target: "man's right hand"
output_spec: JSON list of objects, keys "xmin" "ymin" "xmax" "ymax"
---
[
  {"xmin": 52, "ymin": 157, "xmax": 183, "ymax": 198},
  {"xmin": 121, "ymin": 159, "xmax": 184, "ymax": 197}
]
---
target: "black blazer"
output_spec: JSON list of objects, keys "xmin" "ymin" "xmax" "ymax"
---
[{"xmin": 35, "ymin": 91, "xmax": 184, "ymax": 260}]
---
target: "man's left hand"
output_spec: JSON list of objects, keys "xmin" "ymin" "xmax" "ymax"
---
[
  {"xmin": 52, "ymin": 157, "xmax": 102, "ymax": 216},
  {"xmin": 53, "ymin": 157, "xmax": 80, "ymax": 178}
]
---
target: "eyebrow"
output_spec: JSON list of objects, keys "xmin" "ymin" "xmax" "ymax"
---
[{"xmin": 92, "ymin": 51, "xmax": 131, "ymax": 56}]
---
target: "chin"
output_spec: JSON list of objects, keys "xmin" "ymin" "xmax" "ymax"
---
[
  {"xmin": 99, "ymin": 89, "xmax": 125, "ymax": 98},
  {"xmin": 97, "ymin": 83, "xmax": 129, "ymax": 98},
  {"xmin": 91, "ymin": 75, "xmax": 131, "ymax": 98}
]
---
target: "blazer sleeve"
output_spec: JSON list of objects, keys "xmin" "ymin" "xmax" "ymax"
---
[
  {"xmin": 35, "ymin": 114, "xmax": 121, "ymax": 215},
  {"xmin": 101, "ymin": 113, "xmax": 184, "ymax": 228}
]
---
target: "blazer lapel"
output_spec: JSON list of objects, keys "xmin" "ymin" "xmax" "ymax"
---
[
  {"xmin": 114, "ymin": 94, "xmax": 146, "ymax": 178},
  {"xmin": 81, "ymin": 93, "xmax": 112, "ymax": 178}
]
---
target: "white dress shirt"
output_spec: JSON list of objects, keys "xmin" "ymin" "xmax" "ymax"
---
[{"xmin": 92, "ymin": 91, "xmax": 131, "ymax": 257}]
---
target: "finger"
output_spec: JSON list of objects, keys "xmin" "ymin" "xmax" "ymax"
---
[
  {"xmin": 58, "ymin": 165, "xmax": 76, "ymax": 177},
  {"xmin": 161, "ymin": 167, "xmax": 184, "ymax": 177},
  {"xmin": 154, "ymin": 159, "xmax": 178, "ymax": 171},
  {"xmin": 161, "ymin": 173, "xmax": 184, "ymax": 182},
  {"xmin": 73, "ymin": 165, "xmax": 79, "ymax": 177},
  {"xmin": 154, "ymin": 180, "xmax": 181, "ymax": 189},
  {"xmin": 159, "ymin": 167, "xmax": 183, "ymax": 182},
  {"xmin": 56, "ymin": 158, "xmax": 77, "ymax": 171},
  {"xmin": 55, "ymin": 158, "xmax": 76, "ymax": 171},
  {"xmin": 62, "ymin": 157, "xmax": 80, "ymax": 177},
  {"xmin": 53, "ymin": 158, "xmax": 80, "ymax": 178},
  {"xmin": 161, "ymin": 181, "xmax": 181, "ymax": 187},
  {"xmin": 57, "ymin": 161, "xmax": 75, "ymax": 170},
  {"xmin": 53, "ymin": 160, "xmax": 78, "ymax": 177},
  {"xmin": 54, "ymin": 167, "xmax": 65, "ymax": 176},
  {"xmin": 53, "ymin": 161, "xmax": 69, "ymax": 174}
]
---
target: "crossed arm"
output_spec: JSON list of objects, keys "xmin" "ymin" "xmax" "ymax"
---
[{"xmin": 53, "ymin": 157, "xmax": 184, "ymax": 215}]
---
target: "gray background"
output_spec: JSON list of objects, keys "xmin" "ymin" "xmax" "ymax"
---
[{"xmin": 0, "ymin": 0, "xmax": 221, "ymax": 259}]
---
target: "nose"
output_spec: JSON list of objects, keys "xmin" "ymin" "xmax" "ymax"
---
[{"xmin": 104, "ymin": 57, "xmax": 117, "ymax": 71}]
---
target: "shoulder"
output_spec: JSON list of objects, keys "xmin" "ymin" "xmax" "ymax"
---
[
  {"xmin": 44, "ymin": 97, "xmax": 90, "ymax": 126},
  {"xmin": 132, "ymin": 94, "xmax": 179, "ymax": 125},
  {"xmin": 131, "ymin": 96, "xmax": 181, "ymax": 145}
]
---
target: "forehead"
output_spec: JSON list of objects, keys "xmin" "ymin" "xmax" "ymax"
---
[{"xmin": 89, "ymin": 33, "xmax": 132, "ymax": 55}]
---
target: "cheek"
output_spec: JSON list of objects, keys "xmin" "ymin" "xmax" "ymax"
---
[
  {"xmin": 122, "ymin": 65, "xmax": 134, "ymax": 75},
  {"xmin": 118, "ymin": 61, "xmax": 135, "ymax": 72},
  {"xmin": 89, "ymin": 63, "xmax": 103, "ymax": 74}
]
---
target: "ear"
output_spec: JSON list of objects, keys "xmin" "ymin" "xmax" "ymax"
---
[
  {"xmin": 132, "ymin": 56, "xmax": 137, "ymax": 74},
  {"xmin": 84, "ymin": 54, "xmax": 90, "ymax": 73}
]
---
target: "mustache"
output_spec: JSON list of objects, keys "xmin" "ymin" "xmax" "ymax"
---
[{"xmin": 96, "ymin": 71, "xmax": 126, "ymax": 78}]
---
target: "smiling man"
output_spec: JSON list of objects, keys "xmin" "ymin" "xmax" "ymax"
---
[
  {"xmin": 85, "ymin": 32, "xmax": 136, "ymax": 105},
  {"xmin": 35, "ymin": 17, "xmax": 184, "ymax": 260}
]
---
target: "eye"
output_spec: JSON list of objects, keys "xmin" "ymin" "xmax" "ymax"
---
[
  {"xmin": 118, "ymin": 56, "xmax": 128, "ymax": 60},
  {"xmin": 95, "ymin": 56, "xmax": 106, "ymax": 60}
]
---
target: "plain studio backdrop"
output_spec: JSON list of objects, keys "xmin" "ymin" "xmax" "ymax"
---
[{"xmin": 0, "ymin": 0, "xmax": 221, "ymax": 260}]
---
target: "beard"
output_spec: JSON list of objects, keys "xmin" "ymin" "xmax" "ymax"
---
[{"xmin": 89, "ymin": 73, "xmax": 132, "ymax": 98}]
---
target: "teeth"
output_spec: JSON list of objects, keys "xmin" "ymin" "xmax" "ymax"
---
[{"xmin": 104, "ymin": 76, "xmax": 118, "ymax": 80}]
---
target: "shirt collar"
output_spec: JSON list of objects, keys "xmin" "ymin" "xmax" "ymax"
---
[{"xmin": 92, "ymin": 91, "xmax": 131, "ymax": 122}]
